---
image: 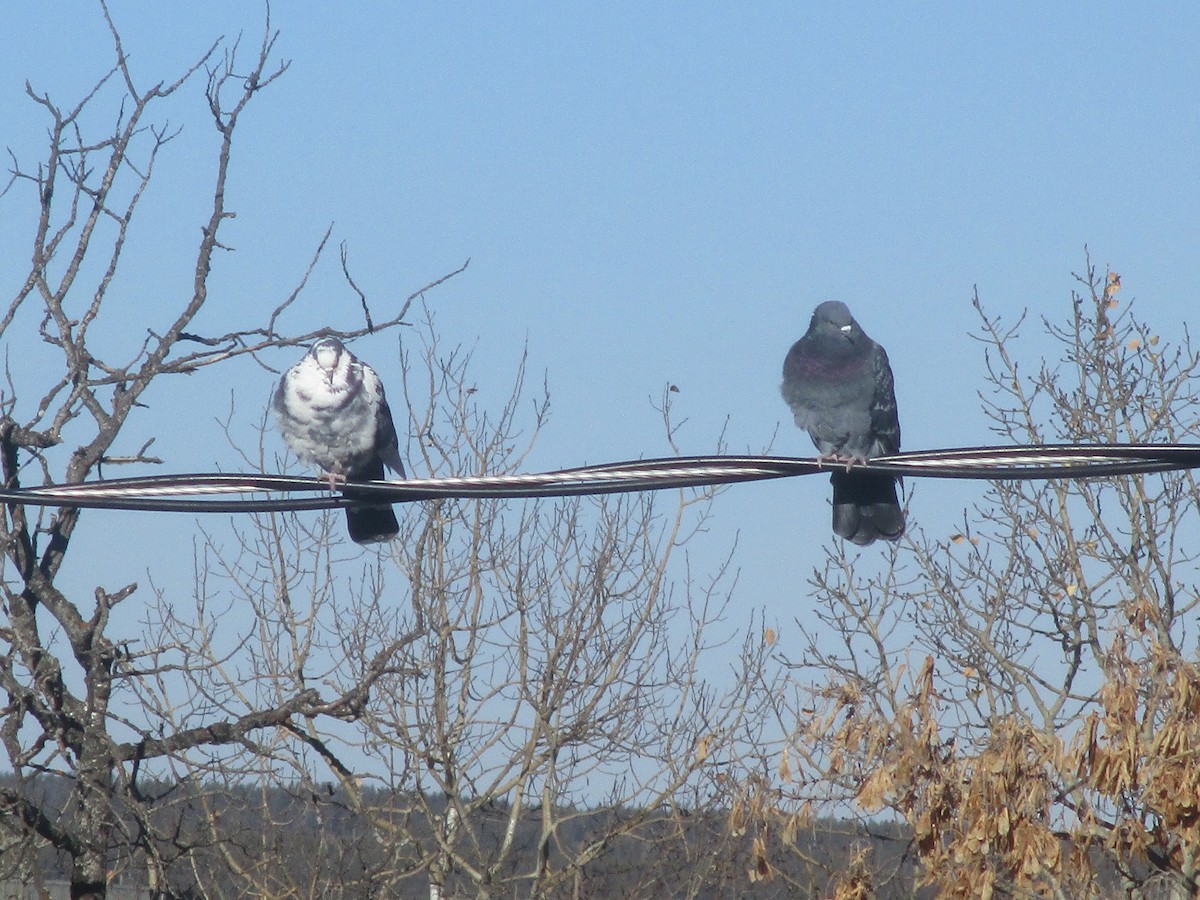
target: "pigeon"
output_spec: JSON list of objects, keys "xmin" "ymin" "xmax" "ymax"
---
[
  {"xmin": 780, "ymin": 300, "xmax": 904, "ymax": 546},
  {"xmin": 273, "ymin": 337, "xmax": 405, "ymax": 544}
]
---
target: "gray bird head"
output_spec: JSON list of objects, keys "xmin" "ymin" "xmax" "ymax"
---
[{"xmin": 808, "ymin": 301, "xmax": 861, "ymax": 343}]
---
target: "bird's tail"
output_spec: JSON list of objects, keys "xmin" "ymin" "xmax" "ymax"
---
[
  {"xmin": 830, "ymin": 471, "xmax": 905, "ymax": 546},
  {"xmin": 343, "ymin": 457, "xmax": 400, "ymax": 544},
  {"xmin": 345, "ymin": 505, "xmax": 400, "ymax": 544}
]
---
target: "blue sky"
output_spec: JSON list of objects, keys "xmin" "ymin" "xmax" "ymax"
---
[{"xmin": 2, "ymin": 4, "xmax": 1199, "ymax": 650}]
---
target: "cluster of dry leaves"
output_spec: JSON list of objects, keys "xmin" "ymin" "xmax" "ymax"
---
[{"xmin": 767, "ymin": 614, "xmax": 1200, "ymax": 898}]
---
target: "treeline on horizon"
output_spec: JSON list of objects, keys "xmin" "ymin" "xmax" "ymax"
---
[{"xmin": 0, "ymin": 773, "xmax": 924, "ymax": 897}]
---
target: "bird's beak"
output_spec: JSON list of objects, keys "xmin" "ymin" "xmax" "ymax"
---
[{"xmin": 840, "ymin": 324, "xmax": 852, "ymax": 335}]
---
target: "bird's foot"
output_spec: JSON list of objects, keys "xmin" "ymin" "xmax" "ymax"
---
[
  {"xmin": 841, "ymin": 454, "xmax": 868, "ymax": 473},
  {"xmin": 324, "ymin": 471, "xmax": 347, "ymax": 492},
  {"xmin": 816, "ymin": 453, "xmax": 867, "ymax": 472}
]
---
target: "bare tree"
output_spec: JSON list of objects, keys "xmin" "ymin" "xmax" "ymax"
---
[
  {"xmin": 142, "ymin": 312, "xmax": 782, "ymax": 898},
  {"xmin": 775, "ymin": 258, "xmax": 1200, "ymax": 898},
  {"xmin": 2, "ymin": 8, "xmax": 783, "ymax": 899},
  {"xmin": 357, "ymin": 321, "xmax": 779, "ymax": 898},
  {"xmin": 0, "ymin": 7, "xmax": 462, "ymax": 898}
]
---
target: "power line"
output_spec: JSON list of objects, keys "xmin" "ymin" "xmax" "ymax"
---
[{"xmin": 2, "ymin": 444, "xmax": 1198, "ymax": 514}]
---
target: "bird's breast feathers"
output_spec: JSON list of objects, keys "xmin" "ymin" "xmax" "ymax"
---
[
  {"xmin": 276, "ymin": 356, "xmax": 385, "ymax": 471},
  {"xmin": 784, "ymin": 350, "xmax": 876, "ymax": 408}
]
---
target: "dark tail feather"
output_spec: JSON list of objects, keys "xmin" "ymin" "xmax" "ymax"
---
[
  {"xmin": 830, "ymin": 471, "xmax": 905, "ymax": 546},
  {"xmin": 343, "ymin": 456, "xmax": 400, "ymax": 544},
  {"xmin": 345, "ymin": 505, "xmax": 399, "ymax": 544}
]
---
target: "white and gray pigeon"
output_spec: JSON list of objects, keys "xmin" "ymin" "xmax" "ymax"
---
[
  {"xmin": 780, "ymin": 300, "xmax": 905, "ymax": 546},
  {"xmin": 273, "ymin": 337, "xmax": 405, "ymax": 544}
]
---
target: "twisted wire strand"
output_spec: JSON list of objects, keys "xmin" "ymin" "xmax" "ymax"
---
[{"xmin": 1, "ymin": 444, "xmax": 1197, "ymax": 514}]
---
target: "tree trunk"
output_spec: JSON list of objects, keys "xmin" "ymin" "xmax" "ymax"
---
[{"xmin": 71, "ymin": 644, "xmax": 115, "ymax": 900}]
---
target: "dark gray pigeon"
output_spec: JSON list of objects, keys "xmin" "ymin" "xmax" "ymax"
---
[
  {"xmin": 273, "ymin": 337, "xmax": 405, "ymax": 544},
  {"xmin": 780, "ymin": 300, "xmax": 904, "ymax": 545}
]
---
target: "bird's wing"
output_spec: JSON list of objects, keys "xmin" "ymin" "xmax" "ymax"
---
[
  {"xmin": 868, "ymin": 343, "xmax": 901, "ymax": 456},
  {"xmin": 374, "ymin": 396, "xmax": 406, "ymax": 477}
]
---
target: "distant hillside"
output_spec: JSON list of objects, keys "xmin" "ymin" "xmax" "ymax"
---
[{"xmin": 0, "ymin": 773, "xmax": 925, "ymax": 897}]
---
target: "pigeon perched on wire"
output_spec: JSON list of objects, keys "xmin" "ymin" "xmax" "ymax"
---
[
  {"xmin": 273, "ymin": 337, "xmax": 405, "ymax": 544},
  {"xmin": 780, "ymin": 300, "xmax": 904, "ymax": 546}
]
